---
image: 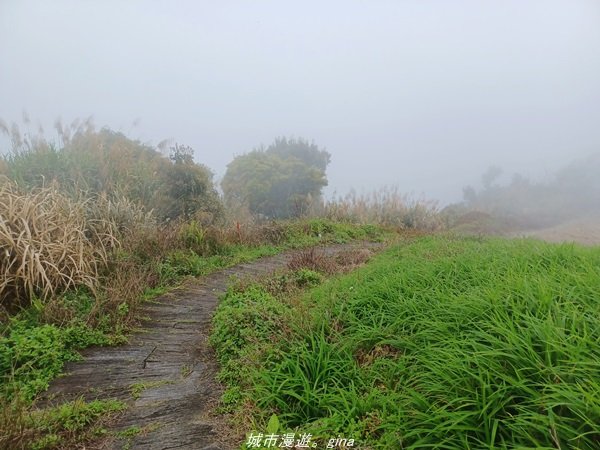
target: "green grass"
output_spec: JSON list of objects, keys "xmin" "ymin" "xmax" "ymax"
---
[{"xmin": 211, "ymin": 235, "xmax": 600, "ymax": 449}]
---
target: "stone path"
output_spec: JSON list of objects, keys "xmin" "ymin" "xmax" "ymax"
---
[{"xmin": 42, "ymin": 243, "xmax": 379, "ymax": 449}]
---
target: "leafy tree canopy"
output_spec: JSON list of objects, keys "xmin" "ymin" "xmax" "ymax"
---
[
  {"xmin": 164, "ymin": 144, "xmax": 223, "ymax": 221},
  {"xmin": 222, "ymin": 137, "xmax": 330, "ymax": 219}
]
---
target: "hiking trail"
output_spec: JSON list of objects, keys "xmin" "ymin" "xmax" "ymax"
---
[{"xmin": 42, "ymin": 242, "xmax": 380, "ymax": 450}]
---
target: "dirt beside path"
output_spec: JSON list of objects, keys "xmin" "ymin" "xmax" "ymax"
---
[{"xmin": 41, "ymin": 242, "xmax": 381, "ymax": 450}]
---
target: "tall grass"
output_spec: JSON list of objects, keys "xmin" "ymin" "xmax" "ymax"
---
[
  {"xmin": 319, "ymin": 187, "xmax": 442, "ymax": 231},
  {"xmin": 0, "ymin": 179, "xmax": 119, "ymax": 307},
  {"xmin": 212, "ymin": 236, "xmax": 600, "ymax": 449}
]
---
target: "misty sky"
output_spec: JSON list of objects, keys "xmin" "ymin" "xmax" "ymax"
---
[{"xmin": 1, "ymin": 0, "xmax": 599, "ymax": 204}]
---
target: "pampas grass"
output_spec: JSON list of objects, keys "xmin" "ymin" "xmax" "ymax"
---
[
  {"xmin": 320, "ymin": 187, "xmax": 442, "ymax": 230},
  {"xmin": 0, "ymin": 179, "xmax": 119, "ymax": 306}
]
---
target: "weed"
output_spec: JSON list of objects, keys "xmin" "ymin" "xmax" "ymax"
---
[
  {"xmin": 0, "ymin": 319, "xmax": 109, "ymax": 401},
  {"xmin": 288, "ymin": 248, "xmax": 338, "ymax": 274},
  {"xmin": 129, "ymin": 380, "xmax": 173, "ymax": 400},
  {"xmin": 115, "ymin": 422, "xmax": 162, "ymax": 450},
  {"xmin": 293, "ymin": 269, "xmax": 323, "ymax": 288},
  {"xmin": 180, "ymin": 364, "xmax": 193, "ymax": 378}
]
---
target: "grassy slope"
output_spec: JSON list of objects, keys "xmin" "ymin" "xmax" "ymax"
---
[{"xmin": 211, "ymin": 235, "xmax": 600, "ymax": 449}]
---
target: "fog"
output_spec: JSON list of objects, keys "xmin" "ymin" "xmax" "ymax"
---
[{"xmin": 1, "ymin": 0, "xmax": 599, "ymax": 204}]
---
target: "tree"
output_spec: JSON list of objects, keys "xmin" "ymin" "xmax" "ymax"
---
[
  {"xmin": 265, "ymin": 136, "xmax": 330, "ymax": 171},
  {"xmin": 222, "ymin": 137, "xmax": 330, "ymax": 219},
  {"xmin": 481, "ymin": 165, "xmax": 503, "ymax": 190},
  {"xmin": 162, "ymin": 143, "xmax": 223, "ymax": 222}
]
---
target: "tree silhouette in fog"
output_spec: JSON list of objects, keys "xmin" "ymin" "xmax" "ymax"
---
[{"xmin": 222, "ymin": 137, "xmax": 330, "ymax": 219}]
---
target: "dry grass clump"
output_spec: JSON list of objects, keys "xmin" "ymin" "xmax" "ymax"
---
[
  {"xmin": 287, "ymin": 247, "xmax": 356, "ymax": 275},
  {"xmin": 321, "ymin": 187, "xmax": 442, "ymax": 231},
  {"xmin": 95, "ymin": 258, "xmax": 159, "ymax": 324},
  {"xmin": 334, "ymin": 247, "xmax": 373, "ymax": 270},
  {"xmin": 231, "ymin": 248, "xmax": 374, "ymax": 301},
  {"xmin": 445, "ymin": 209, "xmax": 516, "ymax": 236},
  {"xmin": 177, "ymin": 220, "xmax": 293, "ymax": 255},
  {"xmin": 288, "ymin": 247, "xmax": 374, "ymax": 276},
  {"xmin": 238, "ymin": 221, "xmax": 290, "ymax": 246},
  {"xmin": 0, "ymin": 179, "xmax": 119, "ymax": 307},
  {"xmin": 87, "ymin": 193, "xmax": 156, "ymax": 236},
  {"xmin": 354, "ymin": 343, "xmax": 401, "ymax": 367},
  {"xmin": 288, "ymin": 248, "xmax": 338, "ymax": 274}
]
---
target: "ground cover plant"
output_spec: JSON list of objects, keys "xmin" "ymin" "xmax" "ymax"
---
[{"xmin": 211, "ymin": 235, "xmax": 600, "ymax": 449}]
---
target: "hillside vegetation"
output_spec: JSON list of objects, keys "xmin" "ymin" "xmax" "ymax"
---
[
  {"xmin": 448, "ymin": 154, "xmax": 600, "ymax": 232},
  {"xmin": 1, "ymin": 121, "xmax": 439, "ymax": 448},
  {"xmin": 211, "ymin": 235, "xmax": 600, "ymax": 449}
]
